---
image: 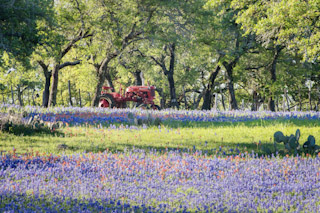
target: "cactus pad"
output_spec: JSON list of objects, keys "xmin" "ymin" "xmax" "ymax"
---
[
  {"xmin": 307, "ymin": 135, "xmax": 316, "ymax": 147},
  {"xmin": 274, "ymin": 131, "xmax": 285, "ymax": 143}
]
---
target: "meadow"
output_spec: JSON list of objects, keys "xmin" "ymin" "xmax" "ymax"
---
[{"xmin": 1, "ymin": 105, "xmax": 320, "ymax": 212}]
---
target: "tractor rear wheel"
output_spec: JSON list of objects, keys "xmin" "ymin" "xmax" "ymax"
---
[{"xmin": 99, "ymin": 94, "xmax": 115, "ymax": 108}]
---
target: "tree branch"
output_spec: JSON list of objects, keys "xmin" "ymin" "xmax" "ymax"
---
[
  {"xmin": 245, "ymin": 64, "xmax": 268, "ymax": 70},
  {"xmin": 60, "ymin": 30, "xmax": 93, "ymax": 60},
  {"xmin": 59, "ymin": 60, "xmax": 81, "ymax": 70},
  {"xmin": 37, "ymin": 60, "xmax": 48, "ymax": 70},
  {"xmin": 37, "ymin": 60, "xmax": 51, "ymax": 78},
  {"xmin": 169, "ymin": 43, "xmax": 175, "ymax": 73},
  {"xmin": 74, "ymin": 0, "xmax": 85, "ymax": 31}
]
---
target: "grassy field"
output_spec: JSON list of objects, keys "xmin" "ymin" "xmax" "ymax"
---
[
  {"xmin": 1, "ymin": 118, "xmax": 319, "ymax": 155},
  {"xmin": 1, "ymin": 112, "xmax": 320, "ymax": 212}
]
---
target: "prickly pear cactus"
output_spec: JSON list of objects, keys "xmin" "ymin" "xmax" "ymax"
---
[
  {"xmin": 270, "ymin": 129, "xmax": 317, "ymax": 155},
  {"xmin": 274, "ymin": 131, "xmax": 285, "ymax": 143},
  {"xmin": 303, "ymin": 135, "xmax": 319, "ymax": 153},
  {"xmin": 288, "ymin": 136, "xmax": 298, "ymax": 150},
  {"xmin": 308, "ymin": 135, "xmax": 316, "ymax": 147},
  {"xmin": 295, "ymin": 129, "xmax": 300, "ymax": 141}
]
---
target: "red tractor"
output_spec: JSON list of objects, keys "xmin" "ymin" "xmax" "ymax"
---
[{"xmin": 99, "ymin": 85, "xmax": 161, "ymax": 110}]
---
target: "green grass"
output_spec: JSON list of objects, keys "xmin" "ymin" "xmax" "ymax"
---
[{"xmin": 1, "ymin": 119, "xmax": 319, "ymax": 156}]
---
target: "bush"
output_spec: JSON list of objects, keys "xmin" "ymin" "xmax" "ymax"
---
[{"xmin": 0, "ymin": 108, "xmax": 62, "ymax": 135}]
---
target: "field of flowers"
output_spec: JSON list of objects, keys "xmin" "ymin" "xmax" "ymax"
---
[
  {"xmin": 2, "ymin": 104, "xmax": 320, "ymax": 126},
  {"xmin": 1, "ymin": 105, "xmax": 320, "ymax": 212},
  {"xmin": 1, "ymin": 149, "xmax": 320, "ymax": 212}
]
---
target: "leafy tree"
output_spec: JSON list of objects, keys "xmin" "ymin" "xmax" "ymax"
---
[
  {"xmin": 204, "ymin": 0, "xmax": 256, "ymax": 110},
  {"xmin": 78, "ymin": 0, "xmax": 157, "ymax": 106},
  {"xmin": 0, "ymin": 52, "xmax": 41, "ymax": 106},
  {"xmin": 134, "ymin": 0, "xmax": 207, "ymax": 109},
  {"xmin": 0, "ymin": 0, "xmax": 53, "ymax": 60},
  {"xmin": 233, "ymin": 0, "xmax": 320, "ymax": 62},
  {"xmin": 232, "ymin": 0, "xmax": 320, "ymax": 111},
  {"xmin": 33, "ymin": 0, "xmax": 92, "ymax": 107}
]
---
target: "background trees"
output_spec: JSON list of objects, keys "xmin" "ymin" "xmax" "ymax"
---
[
  {"xmin": 1, "ymin": 0, "xmax": 319, "ymax": 111},
  {"xmin": 0, "ymin": 0, "xmax": 53, "ymax": 60}
]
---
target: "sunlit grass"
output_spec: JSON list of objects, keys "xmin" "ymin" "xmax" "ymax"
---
[{"xmin": 1, "ymin": 119, "xmax": 319, "ymax": 156}]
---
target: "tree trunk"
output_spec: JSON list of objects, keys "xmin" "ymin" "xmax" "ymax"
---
[
  {"xmin": 222, "ymin": 56, "xmax": 239, "ymax": 111},
  {"xmin": 92, "ymin": 72, "xmax": 106, "ymax": 107},
  {"xmin": 214, "ymin": 93, "xmax": 218, "ymax": 110},
  {"xmin": 202, "ymin": 66, "xmax": 221, "ymax": 110},
  {"xmin": 27, "ymin": 88, "xmax": 30, "ymax": 105},
  {"xmin": 149, "ymin": 43, "xmax": 178, "ymax": 109},
  {"xmin": 268, "ymin": 46, "xmax": 283, "ymax": 111},
  {"xmin": 134, "ymin": 70, "xmax": 143, "ymax": 86},
  {"xmin": 42, "ymin": 72, "xmax": 51, "ymax": 107},
  {"xmin": 78, "ymin": 89, "xmax": 82, "ymax": 107},
  {"xmin": 309, "ymin": 88, "xmax": 312, "ymax": 110},
  {"xmin": 182, "ymin": 86, "xmax": 187, "ymax": 109},
  {"xmin": 68, "ymin": 80, "xmax": 73, "ymax": 106},
  {"xmin": 268, "ymin": 97, "xmax": 276, "ymax": 112},
  {"xmin": 167, "ymin": 73, "xmax": 179, "ymax": 108},
  {"xmin": 32, "ymin": 89, "xmax": 35, "ymax": 105},
  {"xmin": 105, "ymin": 71, "xmax": 114, "ymax": 91},
  {"xmin": 87, "ymin": 92, "xmax": 91, "ymax": 106},
  {"xmin": 60, "ymin": 90, "xmax": 64, "ymax": 106},
  {"xmin": 48, "ymin": 65, "xmax": 60, "ymax": 107},
  {"xmin": 17, "ymin": 85, "xmax": 24, "ymax": 106},
  {"xmin": 317, "ymin": 87, "xmax": 320, "ymax": 111},
  {"xmin": 202, "ymin": 89, "xmax": 213, "ymax": 110},
  {"xmin": 91, "ymin": 52, "xmax": 118, "ymax": 107},
  {"xmin": 285, "ymin": 88, "xmax": 290, "ymax": 111},
  {"xmin": 167, "ymin": 43, "xmax": 179, "ymax": 109},
  {"xmin": 11, "ymin": 85, "xmax": 14, "ymax": 104},
  {"xmin": 156, "ymin": 88, "xmax": 165, "ymax": 109},
  {"xmin": 193, "ymin": 92, "xmax": 203, "ymax": 109},
  {"xmin": 226, "ymin": 67, "xmax": 238, "ymax": 110},
  {"xmin": 299, "ymin": 86, "xmax": 302, "ymax": 111},
  {"xmin": 251, "ymin": 90, "xmax": 258, "ymax": 111},
  {"xmin": 220, "ymin": 87, "xmax": 226, "ymax": 110},
  {"xmin": 38, "ymin": 61, "xmax": 51, "ymax": 107}
]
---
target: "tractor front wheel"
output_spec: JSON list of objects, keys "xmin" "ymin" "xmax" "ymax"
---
[
  {"xmin": 99, "ymin": 94, "xmax": 115, "ymax": 108},
  {"xmin": 137, "ymin": 103, "xmax": 150, "ymax": 110},
  {"xmin": 151, "ymin": 104, "xmax": 161, "ymax": 110}
]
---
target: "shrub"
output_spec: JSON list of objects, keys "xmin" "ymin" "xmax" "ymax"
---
[{"xmin": 0, "ymin": 108, "xmax": 62, "ymax": 135}]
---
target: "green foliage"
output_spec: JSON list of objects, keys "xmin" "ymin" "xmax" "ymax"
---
[
  {"xmin": 0, "ymin": 0, "xmax": 54, "ymax": 60},
  {"xmin": 233, "ymin": 0, "xmax": 320, "ymax": 61},
  {"xmin": 1, "ymin": 0, "xmax": 320, "ymax": 110}
]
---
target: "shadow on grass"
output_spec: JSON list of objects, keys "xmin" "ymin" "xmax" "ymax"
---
[
  {"xmin": 5, "ymin": 127, "xmax": 65, "ymax": 137},
  {"xmin": 65, "ymin": 118, "xmax": 320, "ymax": 130},
  {"xmin": 162, "ymin": 119, "xmax": 320, "ymax": 129},
  {"xmin": 0, "ymin": 193, "xmax": 159, "ymax": 213},
  {"xmin": 74, "ymin": 141, "xmax": 281, "ymax": 157}
]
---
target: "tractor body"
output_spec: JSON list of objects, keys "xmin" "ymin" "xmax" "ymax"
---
[{"xmin": 99, "ymin": 85, "xmax": 160, "ymax": 109}]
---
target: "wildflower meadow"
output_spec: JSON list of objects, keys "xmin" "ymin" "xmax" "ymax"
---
[{"xmin": 1, "ymin": 105, "xmax": 320, "ymax": 212}]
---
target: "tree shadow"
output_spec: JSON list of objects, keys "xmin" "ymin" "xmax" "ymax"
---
[
  {"xmin": 73, "ymin": 141, "xmax": 281, "ymax": 157},
  {"xmin": 4, "ymin": 127, "xmax": 65, "ymax": 137},
  {"xmin": 0, "ymin": 193, "xmax": 164, "ymax": 213},
  {"xmin": 162, "ymin": 118, "xmax": 320, "ymax": 129}
]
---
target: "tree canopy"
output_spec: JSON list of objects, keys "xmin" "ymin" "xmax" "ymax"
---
[
  {"xmin": 0, "ymin": 0, "xmax": 53, "ymax": 60},
  {"xmin": 1, "ymin": 0, "xmax": 320, "ymax": 111}
]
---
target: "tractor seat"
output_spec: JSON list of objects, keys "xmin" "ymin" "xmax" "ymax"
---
[{"xmin": 102, "ymin": 86, "xmax": 113, "ymax": 91}]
